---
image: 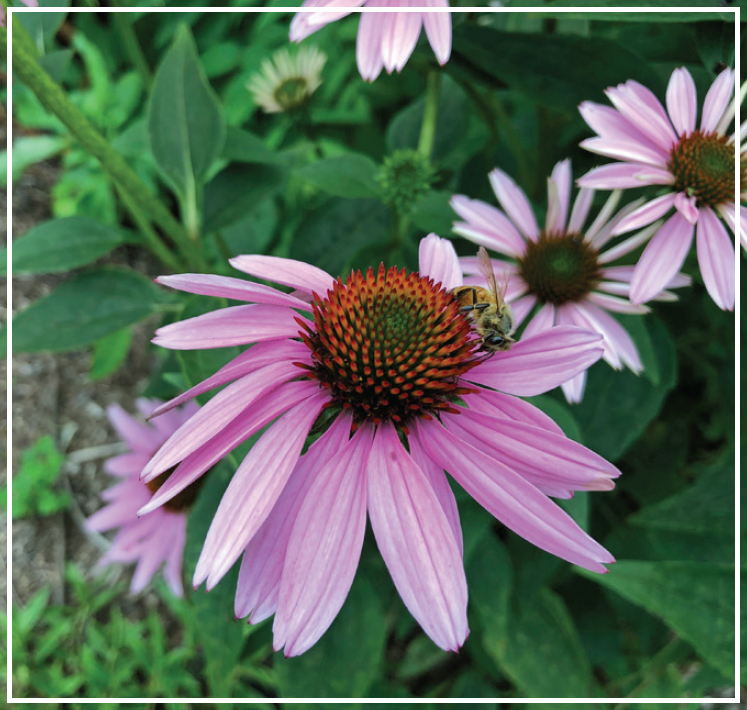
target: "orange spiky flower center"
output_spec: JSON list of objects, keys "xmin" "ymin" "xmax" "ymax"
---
[
  {"xmin": 668, "ymin": 130, "xmax": 736, "ymax": 208},
  {"xmin": 517, "ymin": 231, "xmax": 603, "ymax": 305},
  {"xmin": 297, "ymin": 264, "xmax": 482, "ymax": 431}
]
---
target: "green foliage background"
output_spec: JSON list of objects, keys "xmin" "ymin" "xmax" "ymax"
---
[{"xmin": 9, "ymin": 3, "xmax": 738, "ymax": 702}]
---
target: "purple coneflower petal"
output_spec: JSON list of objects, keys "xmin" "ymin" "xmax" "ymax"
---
[
  {"xmin": 579, "ymin": 136, "xmax": 668, "ymax": 166},
  {"xmin": 104, "ymin": 452, "xmax": 146, "ymax": 477},
  {"xmin": 451, "ymin": 195, "xmax": 526, "ymax": 257},
  {"xmin": 409, "ymin": 434, "xmax": 463, "ymax": 556},
  {"xmin": 194, "ymin": 390, "xmax": 327, "ymax": 590},
  {"xmin": 380, "ymin": 9, "xmax": 422, "ymax": 73},
  {"xmin": 368, "ymin": 422, "xmax": 468, "ymax": 652},
  {"xmin": 507, "ymin": 294, "xmax": 536, "ymax": 328},
  {"xmin": 611, "ymin": 194, "xmax": 675, "ymax": 236},
  {"xmin": 462, "ymin": 390, "xmax": 564, "ymax": 437},
  {"xmin": 522, "ymin": 302, "xmax": 555, "ymax": 339},
  {"xmin": 107, "ymin": 404, "xmax": 164, "ymax": 455},
  {"xmin": 601, "ymin": 222, "xmax": 661, "ymax": 262},
  {"xmin": 139, "ymin": 380, "xmax": 317, "ymax": 514},
  {"xmin": 569, "ymin": 302, "xmax": 642, "ymax": 372},
  {"xmin": 546, "ymin": 159, "xmax": 571, "ymax": 233},
  {"xmin": 673, "ymin": 192, "xmax": 699, "ymax": 225},
  {"xmin": 356, "ymin": 8, "xmax": 386, "ymax": 81},
  {"xmin": 155, "ymin": 273, "xmax": 310, "ymax": 310},
  {"xmin": 556, "ymin": 303, "xmax": 620, "ymax": 370},
  {"xmin": 561, "ymin": 371, "xmax": 586, "ymax": 404},
  {"xmin": 630, "ymin": 211, "xmax": 694, "ymax": 305},
  {"xmin": 414, "ymin": 421, "xmax": 614, "ymax": 573},
  {"xmin": 422, "ymin": 1, "xmax": 451, "ymax": 65},
  {"xmin": 163, "ymin": 515, "xmax": 187, "ymax": 597},
  {"xmin": 148, "ymin": 340, "xmax": 310, "ymax": 419},
  {"xmin": 577, "ymin": 162, "xmax": 664, "ymax": 189},
  {"xmin": 701, "ymin": 67, "xmax": 734, "ymax": 133},
  {"xmin": 489, "ymin": 168, "xmax": 539, "ymax": 241},
  {"xmin": 419, "ymin": 232, "xmax": 462, "ymax": 290},
  {"xmin": 131, "ymin": 518, "xmax": 177, "ymax": 594},
  {"xmin": 141, "ymin": 361, "xmax": 303, "ymax": 481},
  {"xmin": 236, "ymin": 414, "xmax": 352, "ymax": 623},
  {"xmin": 466, "ymin": 326, "xmax": 603, "ymax": 397},
  {"xmin": 274, "ymin": 425, "xmax": 372, "ymax": 657},
  {"xmin": 666, "ymin": 67, "xmax": 697, "ymax": 137},
  {"xmin": 153, "ymin": 304, "xmax": 305, "ymax": 350},
  {"xmin": 568, "ymin": 186, "xmax": 595, "ymax": 234},
  {"xmin": 587, "ymin": 291, "xmax": 649, "ymax": 315},
  {"xmin": 696, "ymin": 207, "xmax": 735, "ymax": 311},
  {"xmin": 230, "ymin": 255, "xmax": 334, "ymax": 296},
  {"xmin": 606, "ymin": 80, "xmax": 677, "ymax": 152}
]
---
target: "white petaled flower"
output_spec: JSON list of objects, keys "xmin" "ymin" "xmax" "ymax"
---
[{"xmin": 248, "ymin": 45, "xmax": 327, "ymax": 114}]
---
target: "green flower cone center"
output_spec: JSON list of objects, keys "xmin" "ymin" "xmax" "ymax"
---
[
  {"xmin": 274, "ymin": 77, "xmax": 310, "ymax": 111},
  {"xmin": 517, "ymin": 231, "xmax": 602, "ymax": 305}
]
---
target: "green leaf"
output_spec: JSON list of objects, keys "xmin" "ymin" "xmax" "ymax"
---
[
  {"xmin": 10, "ymin": 136, "xmax": 67, "ymax": 185},
  {"xmin": 536, "ymin": 5, "xmax": 733, "ymax": 19},
  {"xmin": 525, "ymin": 394, "xmax": 583, "ymax": 442},
  {"xmin": 12, "ymin": 217, "xmax": 133, "ymax": 275},
  {"xmin": 221, "ymin": 198, "xmax": 278, "ymax": 257},
  {"xmin": 12, "ymin": 436, "xmax": 69, "ymax": 518},
  {"xmin": 451, "ymin": 25, "xmax": 664, "ymax": 111},
  {"xmin": 487, "ymin": 587, "xmax": 594, "ymax": 697},
  {"xmin": 37, "ymin": 48, "xmax": 74, "ymax": 84},
  {"xmin": 410, "ymin": 190, "xmax": 456, "ymax": 238},
  {"xmin": 16, "ymin": 1, "xmax": 68, "ymax": 53},
  {"xmin": 221, "ymin": 127, "xmax": 287, "ymax": 165},
  {"xmin": 570, "ymin": 316, "xmax": 676, "ymax": 461},
  {"xmin": 148, "ymin": 24, "xmax": 226, "ymax": 194},
  {"xmin": 628, "ymin": 451, "xmax": 734, "ymax": 537},
  {"xmin": 275, "ymin": 572, "xmax": 387, "ymax": 698},
  {"xmin": 13, "ymin": 268, "xmax": 164, "ymax": 353},
  {"xmin": 579, "ymin": 560, "xmax": 735, "ymax": 681},
  {"xmin": 202, "ymin": 163, "xmax": 286, "ymax": 234},
  {"xmin": 291, "ymin": 198, "xmax": 391, "ymax": 277},
  {"xmin": 90, "ymin": 327, "xmax": 133, "ymax": 381},
  {"xmin": 296, "ymin": 153, "xmax": 381, "ymax": 199}
]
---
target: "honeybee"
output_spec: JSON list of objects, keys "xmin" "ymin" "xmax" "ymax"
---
[{"xmin": 449, "ymin": 247, "xmax": 515, "ymax": 352}]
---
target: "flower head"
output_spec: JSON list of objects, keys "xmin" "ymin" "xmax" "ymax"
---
[
  {"xmin": 377, "ymin": 149, "xmax": 436, "ymax": 214},
  {"xmin": 248, "ymin": 45, "xmax": 326, "ymax": 114},
  {"xmin": 86, "ymin": 399, "xmax": 201, "ymax": 597},
  {"xmin": 451, "ymin": 160, "xmax": 689, "ymax": 402},
  {"xmin": 578, "ymin": 66, "xmax": 737, "ymax": 310},
  {"xmin": 289, "ymin": 2, "xmax": 451, "ymax": 82},
  {"xmin": 144, "ymin": 235, "xmax": 618, "ymax": 656}
]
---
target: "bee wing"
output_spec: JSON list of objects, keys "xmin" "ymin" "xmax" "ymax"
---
[{"xmin": 476, "ymin": 246, "xmax": 502, "ymax": 303}]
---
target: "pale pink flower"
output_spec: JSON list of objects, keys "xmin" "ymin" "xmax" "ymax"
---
[
  {"xmin": 451, "ymin": 160, "xmax": 690, "ymax": 403},
  {"xmin": 578, "ymin": 66, "xmax": 737, "ymax": 310},
  {"xmin": 86, "ymin": 399, "xmax": 199, "ymax": 597},
  {"xmin": 289, "ymin": 2, "xmax": 451, "ymax": 82},
  {"xmin": 738, "ymin": 81, "xmax": 747, "ymax": 251},
  {"xmin": 0, "ymin": 0, "xmax": 39, "ymax": 28},
  {"xmin": 142, "ymin": 235, "xmax": 618, "ymax": 656}
]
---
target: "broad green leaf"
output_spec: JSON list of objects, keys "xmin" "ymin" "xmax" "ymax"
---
[
  {"xmin": 202, "ymin": 163, "xmax": 286, "ymax": 234},
  {"xmin": 221, "ymin": 198, "xmax": 278, "ymax": 257},
  {"xmin": 183, "ymin": 460, "xmax": 245, "ymax": 698},
  {"xmin": 486, "ymin": 587, "xmax": 594, "ymax": 697},
  {"xmin": 15, "ymin": 0, "xmax": 68, "ymax": 53},
  {"xmin": 148, "ymin": 24, "xmax": 225, "ymax": 194},
  {"xmin": 221, "ymin": 126, "xmax": 286, "ymax": 165},
  {"xmin": 275, "ymin": 572, "xmax": 387, "ymax": 698},
  {"xmin": 579, "ymin": 560, "xmax": 735, "ymax": 681},
  {"xmin": 291, "ymin": 198, "xmax": 391, "ymax": 277},
  {"xmin": 296, "ymin": 153, "xmax": 381, "ymax": 199},
  {"xmin": 451, "ymin": 25, "xmax": 663, "ymax": 111},
  {"xmin": 13, "ymin": 268, "xmax": 164, "ymax": 353},
  {"xmin": 11, "ymin": 136, "xmax": 67, "ymax": 185},
  {"xmin": 37, "ymin": 48, "xmax": 74, "ymax": 84},
  {"xmin": 12, "ymin": 217, "xmax": 133, "ymax": 275},
  {"xmin": 410, "ymin": 190, "xmax": 456, "ymax": 238},
  {"xmin": 571, "ymin": 316, "xmax": 676, "ymax": 461},
  {"xmin": 629, "ymin": 451, "xmax": 734, "ymax": 537},
  {"xmin": 90, "ymin": 327, "xmax": 133, "ymax": 381},
  {"xmin": 525, "ymin": 394, "xmax": 583, "ymax": 442}
]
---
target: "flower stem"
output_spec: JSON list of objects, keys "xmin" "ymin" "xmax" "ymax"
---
[
  {"xmin": 11, "ymin": 22, "xmax": 195, "ymax": 270},
  {"xmin": 417, "ymin": 70, "xmax": 441, "ymax": 160}
]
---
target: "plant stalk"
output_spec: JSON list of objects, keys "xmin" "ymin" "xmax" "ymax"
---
[{"xmin": 417, "ymin": 70, "xmax": 441, "ymax": 159}]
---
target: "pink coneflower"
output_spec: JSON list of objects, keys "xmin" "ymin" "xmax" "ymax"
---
[
  {"xmin": 451, "ymin": 160, "xmax": 690, "ymax": 403},
  {"xmin": 738, "ymin": 81, "xmax": 747, "ymax": 251},
  {"xmin": 578, "ymin": 66, "xmax": 738, "ymax": 310},
  {"xmin": 141, "ymin": 235, "xmax": 619, "ymax": 656},
  {"xmin": 289, "ymin": 2, "xmax": 451, "ymax": 82},
  {"xmin": 86, "ymin": 399, "xmax": 200, "ymax": 597}
]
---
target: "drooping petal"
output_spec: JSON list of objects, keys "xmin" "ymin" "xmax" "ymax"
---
[
  {"xmin": 273, "ymin": 425, "xmax": 373, "ymax": 657},
  {"xmin": 568, "ymin": 186, "xmax": 595, "ymax": 235},
  {"xmin": 559, "ymin": 302, "xmax": 621, "ymax": 370},
  {"xmin": 577, "ymin": 163, "xmax": 671, "ymax": 190},
  {"xmin": 462, "ymin": 389, "xmax": 565, "ymax": 437},
  {"xmin": 380, "ymin": 10, "xmax": 422, "ymax": 73},
  {"xmin": 451, "ymin": 195, "xmax": 526, "ymax": 257},
  {"xmin": 611, "ymin": 193, "xmax": 676, "ymax": 236},
  {"xmin": 629, "ymin": 211, "xmax": 694, "ymax": 305},
  {"xmin": 579, "ymin": 136, "xmax": 670, "ymax": 167},
  {"xmin": 673, "ymin": 191, "xmax": 699, "ymax": 225},
  {"xmin": 138, "ymin": 381, "xmax": 317, "ymax": 514},
  {"xmin": 466, "ymin": 326, "xmax": 604, "ymax": 397},
  {"xmin": 666, "ymin": 66, "xmax": 697, "ymax": 137},
  {"xmin": 561, "ymin": 371, "xmax": 586, "ymax": 404},
  {"xmin": 489, "ymin": 168, "xmax": 539, "ymax": 241},
  {"xmin": 546, "ymin": 159, "xmax": 572, "ymax": 233},
  {"xmin": 356, "ymin": 8, "xmax": 386, "ymax": 81},
  {"xmin": 235, "ymin": 413, "xmax": 353, "ymax": 623},
  {"xmin": 368, "ymin": 422, "xmax": 468, "ymax": 652},
  {"xmin": 106, "ymin": 404, "xmax": 164, "ymax": 455},
  {"xmin": 508, "ymin": 293, "xmax": 537, "ymax": 328},
  {"xmin": 414, "ymin": 420, "xmax": 615, "ymax": 573},
  {"xmin": 521, "ymin": 302, "xmax": 555, "ymax": 340},
  {"xmin": 152, "ymin": 304, "xmax": 304, "ymax": 350},
  {"xmin": 155, "ymin": 273, "xmax": 310, "ymax": 310},
  {"xmin": 422, "ymin": 2, "xmax": 451, "ymax": 65},
  {"xmin": 230, "ymin": 255, "xmax": 334, "ymax": 296},
  {"xmin": 194, "ymin": 390, "xmax": 327, "ymax": 590},
  {"xmin": 701, "ymin": 67, "xmax": 734, "ymax": 134},
  {"xmin": 418, "ymin": 233, "xmax": 462, "ymax": 290},
  {"xmin": 141, "ymin": 360, "xmax": 303, "ymax": 480},
  {"xmin": 696, "ymin": 206, "xmax": 735, "ymax": 310}
]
